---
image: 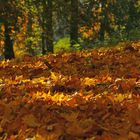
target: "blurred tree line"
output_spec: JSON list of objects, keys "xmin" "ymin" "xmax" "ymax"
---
[{"xmin": 0, "ymin": 0, "xmax": 140, "ymax": 59}]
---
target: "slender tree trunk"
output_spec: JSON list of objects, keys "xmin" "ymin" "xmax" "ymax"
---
[
  {"xmin": 99, "ymin": 19, "xmax": 106, "ymax": 41},
  {"xmin": 46, "ymin": 0, "xmax": 54, "ymax": 53},
  {"xmin": 27, "ymin": 14, "xmax": 35, "ymax": 55},
  {"xmin": 42, "ymin": 31, "xmax": 46, "ymax": 55},
  {"xmin": 126, "ymin": 1, "xmax": 136, "ymax": 39},
  {"xmin": 70, "ymin": 0, "xmax": 78, "ymax": 47},
  {"xmin": 99, "ymin": 0, "xmax": 108, "ymax": 42},
  {"xmin": 4, "ymin": 22, "xmax": 15, "ymax": 60},
  {"xmin": 41, "ymin": 4, "xmax": 47, "ymax": 55}
]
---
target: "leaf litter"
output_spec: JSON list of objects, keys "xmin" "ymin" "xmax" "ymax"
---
[{"xmin": 0, "ymin": 43, "xmax": 140, "ymax": 140}]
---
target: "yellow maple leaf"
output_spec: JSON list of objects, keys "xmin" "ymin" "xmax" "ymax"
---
[
  {"xmin": 84, "ymin": 77, "xmax": 96, "ymax": 86},
  {"xmin": 50, "ymin": 72, "xmax": 59, "ymax": 81},
  {"xmin": 114, "ymin": 94, "xmax": 125, "ymax": 102}
]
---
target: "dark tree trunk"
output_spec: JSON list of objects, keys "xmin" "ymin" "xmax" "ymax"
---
[
  {"xmin": 42, "ymin": 31, "xmax": 46, "ymax": 55},
  {"xmin": 70, "ymin": 0, "xmax": 79, "ymax": 47},
  {"xmin": 27, "ymin": 14, "xmax": 35, "ymax": 55},
  {"xmin": 99, "ymin": 19, "xmax": 106, "ymax": 41},
  {"xmin": 4, "ymin": 22, "xmax": 15, "ymax": 60},
  {"xmin": 99, "ymin": 1, "xmax": 106, "ymax": 42},
  {"xmin": 41, "ymin": 4, "xmax": 47, "ymax": 55},
  {"xmin": 99, "ymin": 0, "xmax": 110, "ymax": 42},
  {"xmin": 126, "ymin": 1, "xmax": 137, "ymax": 39},
  {"xmin": 46, "ymin": 0, "xmax": 54, "ymax": 53}
]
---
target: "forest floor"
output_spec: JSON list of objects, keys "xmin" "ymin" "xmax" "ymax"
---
[{"xmin": 0, "ymin": 42, "xmax": 140, "ymax": 140}]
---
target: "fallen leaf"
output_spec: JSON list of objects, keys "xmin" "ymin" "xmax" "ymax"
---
[{"xmin": 22, "ymin": 114, "xmax": 40, "ymax": 128}]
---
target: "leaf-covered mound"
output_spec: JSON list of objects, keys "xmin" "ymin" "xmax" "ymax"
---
[{"xmin": 0, "ymin": 43, "xmax": 140, "ymax": 140}]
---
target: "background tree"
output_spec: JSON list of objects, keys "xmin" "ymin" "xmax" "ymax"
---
[
  {"xmin": 0, "ymin": 0, "xmax": 19, "ymax": 59},
  {"xmin": 53, "ymin": 0, "xmax": 70, "ymax": 40},
  {"xmin": 4, "ymin": 21, "xmax": 15, "ymax": 59},
  {"xmin": 46, "ymin": 0, "xmax": 54, "ymax": 53},
  {"xmin": 34, "ymin": 0, "xmax": 54, "ymax": 54},
  {"xmin": 0, "ymin": 0, "xmax": 140, "ymax": 58},
  {"xmin": 70, "ymin": 0, "xmax": 79, "ymax": 47}
]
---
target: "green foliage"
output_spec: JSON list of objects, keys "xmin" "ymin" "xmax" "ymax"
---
[
  {"xmin": 73, "ymin": 43, "xmax": 82, "ymax": 50},
  {"xmin": 128, "ymin": 28, "xmax": 140, "ymax": 40},
  {"xmin": 54, "ymin": 37, "xmax": 71, "ymax": 53},
  {"xmin": 54, "ymin": 37, "xmax": 83, "ymax": 53}
]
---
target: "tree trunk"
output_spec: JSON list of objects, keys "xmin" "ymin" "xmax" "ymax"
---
[
  {"xmin": 41, "ymin": 4, "xmax": 47, "ymax": 55},
  {"xmin": 70, "ymin": 0, "xmax": 79, "ymax": 47},
  {"xmin": 99, "ymin": 0, "xmax": 110, "ymax": 42},
  {"xmin": 4, "ymin": 22, "xmax": 15, "ymax": 60},
  {"xmin": 46, "ymin": 0, "xmax": 54, "ymax": 53},
  {"xmin": 126, "ymin": 1, "xmax": 137, "ymax": 39},
  {"xmin": 27, "ymin": 14, "xmax": 35, "ymax": 55},
  {"xmin": 99, "ymin": 19, "xmax": 106, "ymax": 41},
  {"xmin": 42, "ymin": 31, "xmax": 46, "ymax": 55}
]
